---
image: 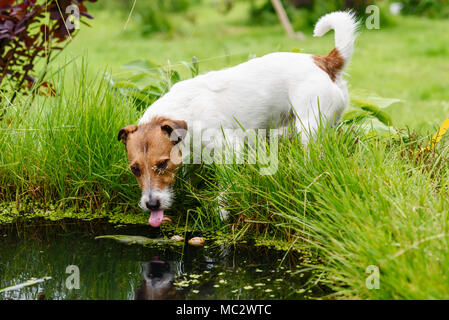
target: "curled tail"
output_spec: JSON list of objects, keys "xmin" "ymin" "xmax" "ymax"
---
[{"xmin": 313, "ymin": 11, "xmax": 359, "ymax": 80}]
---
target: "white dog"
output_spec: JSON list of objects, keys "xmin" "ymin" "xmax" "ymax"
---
[{"xmin": 118, "ymin": 11, "xmax": 359, "ymax": 227}]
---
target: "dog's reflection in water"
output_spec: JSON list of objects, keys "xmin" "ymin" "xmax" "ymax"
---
[{"xmin": 134, "ymin": 257, "xmax": 182, "ymax": 300}]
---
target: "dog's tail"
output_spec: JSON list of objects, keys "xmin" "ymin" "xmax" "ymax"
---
[{"xmin": 313, "ymin": 11, "xmax": 359, "ymax": 74}]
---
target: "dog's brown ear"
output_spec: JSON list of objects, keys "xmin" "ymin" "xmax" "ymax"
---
[
  {"xmin": 118, "ymin": 125, "xmax": 138, "ymax": 144},
  {"xmin": 161, "ymin": 119, "xmax": 188, "ymax": 144}
]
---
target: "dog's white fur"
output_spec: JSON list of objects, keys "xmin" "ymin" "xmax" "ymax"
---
[
  {"xmin": 140, "ymin": 187, "xmax": 173, "ymax": 211},
  {"xmin": 138, "ymin": 11, "xmax": 358, "ymax": 210}
]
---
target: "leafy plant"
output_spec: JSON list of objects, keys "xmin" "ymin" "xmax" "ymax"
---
[
  {"xmin": 0, "ymin": 0, "xmax": 96, "ymax": 111},
  {"xmin": 109, "ymin": 56, "xmax": 199, "ymax": 110},
  {"xmin": 342, "ymin": 91, "xmax": 401, "ymax": 136}
]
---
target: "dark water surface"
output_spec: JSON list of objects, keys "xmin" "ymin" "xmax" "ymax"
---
[{"xmin": 0, "ymin": 219, "xmax": 326, "ymax": 300}]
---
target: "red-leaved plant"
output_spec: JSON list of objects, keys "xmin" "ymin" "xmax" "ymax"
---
[{"xmin": 0, "ymin": 0, "xmax": 96, "ymax": 115}]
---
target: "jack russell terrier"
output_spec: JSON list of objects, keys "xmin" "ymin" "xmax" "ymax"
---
[{"xmin": 118, "ymin": 11, "xmax": 359, "ymax": 227}]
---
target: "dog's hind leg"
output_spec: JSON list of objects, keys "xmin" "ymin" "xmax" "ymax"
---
[
  {"xmin": 289, "ymin": 90, "xmax": 340, "ymax": 147},
  {"xmin": 290, "ymin": 103, "xmax": 320, "ymax": 147}
]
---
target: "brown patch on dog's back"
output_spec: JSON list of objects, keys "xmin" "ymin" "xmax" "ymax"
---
[{"xmin": 313, "ymin": 48, "xmax": 344, "ymax": 82}]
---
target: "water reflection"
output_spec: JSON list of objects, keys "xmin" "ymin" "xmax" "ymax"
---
[
  {"xmin": 0, "ymin": 219, "xmax": 328, "ymax": 300},
  {"xmin": 135, "ymin": 257, "xmax": 180, "ymax": 300}
]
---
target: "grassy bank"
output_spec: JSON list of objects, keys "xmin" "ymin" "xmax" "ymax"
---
[
  {"xmin": 196, "ymin": 123, "xmax": 449, "ymax": 299},
  {"xmin": 2, "ymin": 2, "xmax": 449, "ymax": 299}
]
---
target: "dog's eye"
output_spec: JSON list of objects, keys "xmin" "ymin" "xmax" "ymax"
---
[
  {"xmin": 130, "ymin": 165, "xmax": 141, "ymax": 177},
  {"xmin": 157, "ymin": 159, "xmax": 169, "ymax": 171},
  {"xmin": 152, "ymin": 159, "xmax": 169, "ymax": 175}
]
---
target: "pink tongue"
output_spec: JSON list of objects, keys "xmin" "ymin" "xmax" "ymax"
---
[{"xmin": 148, "ymin": 210, "xmax": 164, "ymax": 228}]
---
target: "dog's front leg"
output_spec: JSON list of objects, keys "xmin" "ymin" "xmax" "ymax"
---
[{"xmin": 217, "ymin": 191, "xmax": 229, "ymax": 221}]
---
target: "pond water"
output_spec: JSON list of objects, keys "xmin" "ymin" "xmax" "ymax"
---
[{"xmin": 0, "ymin": 219, "xmax": 327, "ymax": 300}]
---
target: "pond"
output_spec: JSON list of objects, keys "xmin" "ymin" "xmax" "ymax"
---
[{"xmin": 0, "ymin": 219, "xmax": 327, "ymax": 300}]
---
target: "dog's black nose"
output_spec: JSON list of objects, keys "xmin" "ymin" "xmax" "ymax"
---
[{"xmin": 145, "ymin": 199, "xmax": 160, "ymax": 210}]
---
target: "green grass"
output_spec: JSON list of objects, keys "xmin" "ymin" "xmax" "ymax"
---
[
  {"xmin": 2, "ymin": 2, "xmax": 449, "ymax": 299},
  {"xmin": 0, "ymin": 62, "xmax": 138, "ymax": 210},
  {"xmin": 195, "ymin": 122, "xmax": 449, "ymax": 299}
]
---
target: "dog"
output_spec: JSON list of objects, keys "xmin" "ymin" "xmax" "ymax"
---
[{"xmin": 118, "ymin": 11, "xmax": 359, "ymax": 227}]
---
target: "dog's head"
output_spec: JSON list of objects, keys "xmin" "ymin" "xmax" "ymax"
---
[{"xmin": 118, "ymin": 116, "xmax": 187, "ymax": 227}]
